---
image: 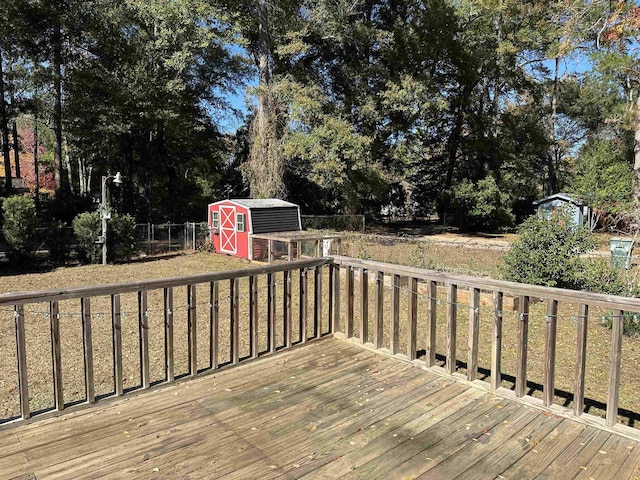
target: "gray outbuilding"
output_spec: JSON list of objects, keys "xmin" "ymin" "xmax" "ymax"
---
[{"xmin": 532, "ymin": 193, "xmax": 593, "ymax": 228}]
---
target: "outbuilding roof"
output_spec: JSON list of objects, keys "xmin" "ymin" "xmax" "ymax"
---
[
  {"xmin": 220, "ymin": 199, "xmax": 299, "ymax": 209},
  {"xmin": 532, "ymin": 193, "xmax": 586, "ymax": 207}
]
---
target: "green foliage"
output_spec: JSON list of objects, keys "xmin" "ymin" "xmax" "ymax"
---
[
  {"xmin": 503, "ymin": 210, "xmax": 597, "ymax": 289},
  {"xmin": 73, "ymin": 212, "xmax": 102, "ymax": 264},
  {"xmin": 576, "ymin": 259, "xmax": 626, "ymax": 295},
  {"xmin": 568, "ymin": 138, "xmax": 633, "ymax": 216},
  {"xmin": 445, "ymin": 177, "xmax": 515, "ymax": 232},
  {"xmin": 73, "ymin": 212, "xmax": 136, "ymax": 264},
  {"xmin": 2, "ymin": 196, "xmax": 37, "ymax": 262},
  {"xmin": 109, "ymin": 214, "xmax": 136, "ymax": 261}
]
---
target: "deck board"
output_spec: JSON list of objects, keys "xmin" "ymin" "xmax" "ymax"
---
[{"xmin": 2, "ymin": 337, "xmax": 640, "ymax": 479}]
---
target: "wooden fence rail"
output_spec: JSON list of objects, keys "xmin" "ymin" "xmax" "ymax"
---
[{"xmin": 0, "ymin": 258, "xmax": 330, "ymax": 425}]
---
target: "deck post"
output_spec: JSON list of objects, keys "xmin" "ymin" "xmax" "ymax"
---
[
  {"xmin": 360, "ymin": 268, "xmax": 369, "ymax": 343},
  {"xmin": 300, "ymin": 269, "xmax": 307, "ymax": 342},
  {"xmin": 426, "ymin": 280, "xmax": 437, "ymax": 367},
  {"xmin": 491, "ymin": 291, "xmax": 503, "ymax": 389},
  {"xmin": 407, "ymin": 277, "xmax": 418, "ymax": 360},
  {"xmin": 346, "ymin": 266, "xmax": 354, "ymax": 338},
  {"xmin": 210, "ymin": 282, "xmax": 219, "ymax": 369},
  {"xmin": 187, "ymin": 285, "xmax": 197, "ymax": 376},
  {"xmin": 81, "ymin": 297, "xmax": 95, "ymax": 404},
  {"xmin": 332, "ymin": 265, "xmax": 341, "ymax": 333},
  {"xmin": 51, "ymin": 301, "xmax": 64, "ymax": 409},
  {"xmin": 374, "ymin": 271, "xmax": 384, "ymax": 349},
  {"xmin": 467, "ymin": 287, "xmax": 480, "ymax": 381},
  {"xmin": 543, "ymin": 299, "xmax": 558, "ymax": 407},
  {"xmin": 164, "ymin": 287, "xmax": 174, "ymax": 382},
  {"xmin": 139, "ymin": 290, "xmax": 150, "ymax": 386},
  {"xmin": 250, "ymin": 276, "xmax": 258, "ymax": 358},
  {"xmin": 284, "ymin": 270, "xmax": 292, "ymax": 348},
  {"xmin": 446, "ymin": 284, "xmax": 457, "ymax": 374},
  {"xmin": 390, "ymin": 274, "xmax": 400, "ymax": 354},
  {"xmin": 112, "ymin": 295, "xmax": 123, "ymax": 396},
  {"xmin": 268, "ymin": 273, "xmax": 276, "ymax": 352},
  {"xmin": 15, "ymin": 304, "xmax": 29, "ymax": 419},
  {"xmin": 516, "ymin": 296, "xmax": 530, "ymax": 398},
  {"xmin": 607, "ymin": 309, "xmax": 624, "ymax": 426},
  {"xmin": 574, "ymin": 304, "xmax": 588, "ymax": 415},
  {"xmin": 230, "ymin": 278, "xmax": 240, "ymax": 364}
]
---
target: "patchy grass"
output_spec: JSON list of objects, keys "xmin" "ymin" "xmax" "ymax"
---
[{"xmin": 342, "ymin": 235, "xmax": 507, "ymax": 278}]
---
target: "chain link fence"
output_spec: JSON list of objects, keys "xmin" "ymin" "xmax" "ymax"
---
[
  {"xmin": 134, "ymin": 222, "xmax": 209, "ymax": 255},
  {"xmin": 0, "ymin": 222, "xmax": 211, "ymax": 259}
]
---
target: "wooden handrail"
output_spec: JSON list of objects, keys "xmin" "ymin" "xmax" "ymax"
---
[
  {"xmin": 333, "ymin": 256, "xmax": 640, "ymax": 433},
  {"xmin": 0, "ymin": 257, "xmax": 330, "ymax": 306},
  {"xmin": 1, "ymin": 257, "xmax": 332, "ymax": 425}
]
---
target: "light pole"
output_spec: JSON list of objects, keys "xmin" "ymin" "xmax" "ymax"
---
[{"xmin": 100, "ymin": 172, "xmax": 123, "ymax": 265}]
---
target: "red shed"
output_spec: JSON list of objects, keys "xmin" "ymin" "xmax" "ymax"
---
[{"xmin": 207, "ymin": 199, "xmax": 302, "ymax": 259}]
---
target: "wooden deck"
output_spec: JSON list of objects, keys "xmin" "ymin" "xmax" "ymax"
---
[{"xmin": 2, "ymin": 337, "xmax": 640, "ymax": 480}]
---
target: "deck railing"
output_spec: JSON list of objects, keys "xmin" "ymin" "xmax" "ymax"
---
[
  {"xmin": 3, "ymin": 255, "xmax": 640, "ymax": 433},
  {"xmin": 0, "ymin": 258, "xmax": 331, "ymax": 424},
  {"xmin": 332, "ymin": 256, "xmax": 640, "ymax": 432}
]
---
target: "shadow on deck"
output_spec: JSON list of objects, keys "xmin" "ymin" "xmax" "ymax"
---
[{"xmin": 2, "ymin": 337, "xmax": 640, "ymax": 480}]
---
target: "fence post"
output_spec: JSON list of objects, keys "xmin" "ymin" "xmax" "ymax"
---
[{"xmin": 168, "ymin": 222, "xmax": 171, "ymax": 253}]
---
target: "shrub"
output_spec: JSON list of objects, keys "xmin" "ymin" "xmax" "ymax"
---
[
  {"xmin": 73, "ymin": 211, "xmax": 102, "ymax": 263},
  {"xmin": 2, "ymin": 195, "xmax": 38, "ymax": 263},
  {"xmin": 109, "ymin": 214, "xmax": 136, "ymax": 261},
  {"xmin": 503, "ymin": 209, "xmax": 597, "ymax": 289},
  {"xmin": 73, "ymin": 212, "xmax": 137, "ymax": 264}
]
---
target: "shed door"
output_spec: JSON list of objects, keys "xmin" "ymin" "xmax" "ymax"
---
[{"xmin": 219, "ymin": 205, "xmax": 237, "ymax": 254}]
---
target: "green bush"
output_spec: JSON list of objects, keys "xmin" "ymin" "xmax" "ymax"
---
[
  {"xmin": 2, "ymin": 195, "xmax": 37, "ymax": 262},
  {"xmin": 73, "ymin": 211, "xmax": 102, "ymax": 264},
  {"xmin": 446, "ymin": 176, "xmax": 515, "ymax": 232},
  {"xmin": 73, "ymin": 211, "xmax": 137, "ymax": 264},
  {"xmin": 109, "ymin": 214, "xmax": 136, "ymax": 261},
  {"xmin": 504, "ymin": 210, "xmax": 597, "ymax": 289}
]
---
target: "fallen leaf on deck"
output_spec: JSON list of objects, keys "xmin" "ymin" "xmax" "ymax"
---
[
  {"xmin": 153, "ymin": 467, "xmax": 159, "ymax": 472},
  {"xmin": 598, "ymin": 450, "xmax": 607, "ymax": 454}
]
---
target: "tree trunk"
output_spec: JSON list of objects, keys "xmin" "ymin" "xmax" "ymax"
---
[
  {"xmin": 12, "ymin": 120, "xmax": 20, "ymax": 178},
  {"xmin": 547, "ymin": 56, "xmax": 560, "ymax": 195},
  {"xmin": 63, "ymin": 137, "xmax": 74, "ymax": 194},
  {"xmin": 33, "ymin": 114, "xmax": 39, "ymax": 211},
  {"xmin": 53, "ymin": 12, "xmax": 64, "ymax": 194},
  {"xmin": 247, "ymin": 0, "xmax": 285, "ymax": 199},
  {"xmin": 634, "ymin": 94, "xmax": 640, "ymax": 209},
  {"xmin": 0, "ymin": 50, "xmax": 12, "ymax": 192}
]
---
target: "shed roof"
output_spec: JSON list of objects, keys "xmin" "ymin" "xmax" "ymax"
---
[
  {"xmin": 532, "ymin": 193, "xmax": 586, "ymax": 207},
  {"xmin": 215, "ymin": 199, "xmax": 299, "ymax": 209}
]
